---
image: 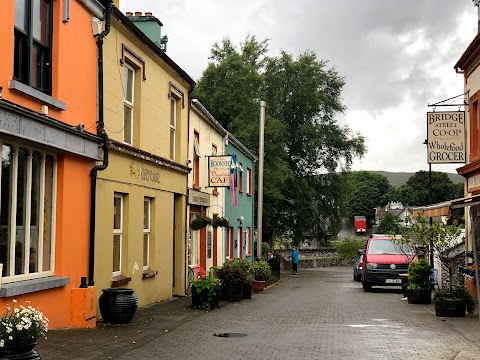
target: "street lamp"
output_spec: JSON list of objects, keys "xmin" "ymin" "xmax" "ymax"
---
[{"xmin": 424, "ymin": 139, "xmax": 434, "ymax": 267}]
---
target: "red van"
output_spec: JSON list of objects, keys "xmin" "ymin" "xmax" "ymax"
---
[{"xmin": 359, "ymin": 234, "xmax": 415, "ymax": 292}]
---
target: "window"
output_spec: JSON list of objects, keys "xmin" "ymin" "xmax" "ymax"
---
[
  {"xmin": 469, "ymin": 92, "xmax": 479, "ymax": 162},
  {"xmin": 0, "ymin": 144, "xmax": 56, "ymax": 282},
  {"xmin": 143, "ymin": 198, "xmax": 150, "ymax": 270},
  {"xmin": 193, "ymin": 131, "xmax": 200, "ymax": 188},
  {"xmin": 227, "ymin": 227, "xmax": 233, "ymax": 259},
  {"xmin": 237, "ymin": 227, "xmax": 242, "ymax": 258},
  {"xmin": 123, "ymin": 64, "xmax": 134, "ymax": 144},
  {"xmin": 113, "ymin": 194, "xmax": 123, "ymax": 276},
  {"xmin": 246, "ymin": 227, "xmax": 251, "ymax": 255},
  {"xmin": 170, "ymin": 97, "xmax": 177, "ymax": 160},
  {"xmin": 14, "ymin": 0, "xmax": 53, "ymax": 95},
  {"xmin": 212, "ymin": 145, "xmax": 218, "ymax": 194},
  {"xmin": 239, "ymin": 163, "xmax": 243, "ymax": 193},
  {"xmin": 247, "ymin": 168, "xmax": 252, "ymax": 195}
]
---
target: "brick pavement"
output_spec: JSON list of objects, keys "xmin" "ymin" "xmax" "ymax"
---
[{"xmin": 37, "ymin": 267, "xmax": 480, "ymax": 360}]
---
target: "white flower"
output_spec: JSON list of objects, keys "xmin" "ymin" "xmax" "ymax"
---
[
  {"xmin": 8, "ymin": 336, "xmax": 12, "ymax": 341},
  {"xmin": 12, "ymin": 299, "xmax": 17, "ymax": 303},
  {"xmin": 0, "ymin": 339, "xmax": 4, "ymax": 347},
  {"xmin": 16, "ymin": 323, "xmax": 23, "ymax": 331}
]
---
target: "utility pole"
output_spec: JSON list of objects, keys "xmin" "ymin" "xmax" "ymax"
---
[{"xmin": 257, "ymin": 101, "xmax": 266, "ymax": 259}]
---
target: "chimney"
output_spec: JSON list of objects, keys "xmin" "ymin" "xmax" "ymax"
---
[
  {"xmin": 135, "ymin": 11, "xmax": 142, "ymax": 16},
  {"xmin": 126, "ymin": 12, "xmax": 133, "ymax": 17},
  {"xmin": 475, "ymin": 0, "xmax": 480, "ymax": 33},
  {"xmin": 129, "ymin": 13, "xmax": 167, "ymax": 51}
]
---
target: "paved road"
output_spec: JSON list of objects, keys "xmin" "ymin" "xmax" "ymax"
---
[{"xmin": 38, "ymin": 267, "xmax": 480, "ymax": 360}]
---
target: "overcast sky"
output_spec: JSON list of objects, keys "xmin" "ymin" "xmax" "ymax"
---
[{"xmin": 120, "ymin": 0, "xmax": 478, "ymax": 174}]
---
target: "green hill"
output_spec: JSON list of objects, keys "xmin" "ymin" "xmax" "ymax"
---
[{"xmin": 370, "ymin": 171, "xmax": 463, "ymax": 188}]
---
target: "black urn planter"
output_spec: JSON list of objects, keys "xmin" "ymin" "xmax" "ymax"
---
[
  {"xmin": 407, "ymin": 289, "xmax": 432, "ymax": 304},
  {"xmin": 99, "ymin": 288, "xmax": 138, "ymax": 324},
  {"xmin": 242, "ymin": 283, "xmax": 252, "ymax": 299},
  {"xmin": 221, "ymin": 284, "xmax": 243, "ymax": 302},
  {"xmin": 434, "ymin": 298, "xmax": 466, "ymax": 317},
  {"xmin": 191, "ymin": 284, "xmax": 222, "ymax": 309},
  {"xmin": 0, "ymin": 342, "xmax": 40, "ymax": 359}
]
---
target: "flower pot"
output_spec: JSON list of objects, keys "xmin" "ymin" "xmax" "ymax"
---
[
  {"xmin": 242, "ymin": 283, "xmax": 252, "ymax": 299},
  {"xmin": 0, "ymin": 342, "xmax": 40, "ymax": 359},
  {"xmin": 221, "ymin": 284, "xmax": 243, "ymax": 302},
  {"xmin": 99, "ymin": 288, "xmax": 138, "ymax": 324},
  {"xmin": 407, "ymin": 289, "xmax": 432, "ymax": 304},
  {"xmin": 191, "ymin": 284, "xmax": 222, "ymax": 309},
  {"xmin": 434, "ymin": 298, "xmax": 466, "ymax": 317},
  {"xmin": 252, "ymin": 280, "xmax": 265, "ymax": 293}
]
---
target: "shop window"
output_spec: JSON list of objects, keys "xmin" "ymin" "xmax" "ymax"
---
[
  {"xmin": 0, "ymin": 144, "xmax": 56, "ymax": 282},
  {"xmin": 113, "ymin": 193, "xmax": 123, "ymax": 276},
  {"xmin": 14, "ymin": 0, "xmax": 53, "ymax": 95},
  {"xmin": 143, "ymin": 198, "xmax": 151, "ymax": 270}
]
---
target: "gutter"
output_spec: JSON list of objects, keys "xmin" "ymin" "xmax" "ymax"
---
[
  {"xmin": 77, "ymin": 0, "xmax": 105, "ymax": 20},
  {"xmin": 88, "ymin": 0, "xmax": 112, "ymax": 286}
]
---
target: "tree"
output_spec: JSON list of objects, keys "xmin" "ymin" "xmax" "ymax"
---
[
  {"xmin": 195, "ymin": 36, "xmax": 365, "ymax": 246},
  {"xmin": 377, "ymin": 213, "xmax": 402, "ymax": 234},
  {"xmin": 346, "ymin": 171, "xmax": 392, "ymax": 226}
]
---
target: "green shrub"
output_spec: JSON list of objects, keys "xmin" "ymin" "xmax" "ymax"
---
[
  {"xmin": 191, "ymin": 276, "xmax": 221, "ymax": 310},
  {"xmin": 253, "ymin": 260, "xmax": 272, "ymax": 281},
  {"xmin": 217, "ymin": 267, "xmax": 247, "ymax": 287},
  {"xmin": 435, "ymin": 285, "xmax": 475, "ymax": 314},
  {"xmin": 333, "ymin": 237, "xmax": 367, "ymax": 260},
  {"xmin": 224, "ymin": 258, "xmax": 253, "ymax": 277},
  {"xmin": 408, "ymin": 259, "xmax": 431, "ymax": 290}
]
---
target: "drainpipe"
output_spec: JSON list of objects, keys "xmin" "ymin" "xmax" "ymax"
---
[{"xmin": 88, "ymin": 0, "xmax": 112, "ymax": 286}]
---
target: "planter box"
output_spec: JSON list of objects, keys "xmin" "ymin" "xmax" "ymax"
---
[
  {"xmin": 407, "ymin": 289, "xmax": 432, "ymax": 304},
  {"xmin": 242, "ymin": 283, "xmax": 252, "ymax": 299},
  {"xmin": 191, "ymin": 284, "xmax": 222, "ymax": 309},
  {"xmin": 434, "ymin": 298, "xmax": 466, "ymax": 317},
  {"xmin": 252, "ymin": 280, "xmax": 265, "ymax": 293},
  {"xmin": 221, "ymin": 284, "xmax": 243, "ymax": 302}
]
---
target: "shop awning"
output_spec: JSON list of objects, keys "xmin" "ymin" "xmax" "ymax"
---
[{"xmin": 414, "ymin": 194, "xmax": 480, "ymax": 217}]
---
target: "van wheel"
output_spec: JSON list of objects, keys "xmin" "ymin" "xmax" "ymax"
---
[{"xmin": 363, "ymin": 283, "xmax": 372, "ymax": 292}]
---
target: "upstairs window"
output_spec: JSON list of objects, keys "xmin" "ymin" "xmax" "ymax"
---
[
  {"xmin": 238, "ymin": 162, "xmax": 243, "ymax": 193},
  {"xmin": 247, "ymin": 168, "xmax": 252, "ymax": 195},
  {"xmin": 123, "ymin": 64, "xmax": 134, "ymax": 144},
  {"xmin": 193, "ymin": 131, "xmax": 200, "ymax": 188},
  {"xmin": 170, "ymin": 96, "xmax": 178, "ymax": 160},
  {"xmin": 14, "ymin": 0, "xmax": 53, "ymax": 95}
]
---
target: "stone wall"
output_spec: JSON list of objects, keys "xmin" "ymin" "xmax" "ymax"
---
[{"xmin": 275, "ymin": 249, "xmax": 354, "ymax": 270}]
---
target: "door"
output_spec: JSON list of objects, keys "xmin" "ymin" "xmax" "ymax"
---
[{"xmin": 238, "ymin": 227, "xmax": 243, "ymax": 259}]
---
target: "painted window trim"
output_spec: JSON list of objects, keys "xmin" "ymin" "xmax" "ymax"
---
[
  {"xmin": 0, "ymin": 143, "xmax": 57, "ymax": 284},
  {"xmin": 470, "ymin": 91, "xmax": 480, "ymax": 162},
  {"xmin": 0, "ymin": 276, "xmax": 69, "ymax": 297},
  {"xmin": 247, "ymin": 168, "xmax": 252, "ymax": 196},
  {"xmin": 245, "ymin": 227, "xmax": 251, "ymax": 256},
  {"xmin": 119, "ymin": 44, "xmax": 147, "ymax": 81},
  {"xmin": 9, "ymin": 80, "xmax": 67, "ymax": 110},
  {"xmin": 239, "ymin": 163, "xmax": 243, "ymax": 193},
  {"xmin": 113, "ymin": 194, "xmax": 123, "ymax": 277}
]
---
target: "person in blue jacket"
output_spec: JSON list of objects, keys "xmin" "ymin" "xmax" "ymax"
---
[{"xmin": 291, "ymin": 246, "xmax": 299, "ymax": 275}]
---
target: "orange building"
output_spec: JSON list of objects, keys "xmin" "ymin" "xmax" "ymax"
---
[{"xmin": 0, "ymin": 0, "xmax": 106, "ymax": 328}]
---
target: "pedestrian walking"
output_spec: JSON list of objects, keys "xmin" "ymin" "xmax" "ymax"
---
[{"xmin": 291, "ymin": 246, "xmax": 299, "ymax": 275}]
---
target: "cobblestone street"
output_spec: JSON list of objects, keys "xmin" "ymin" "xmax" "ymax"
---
[{"xmin": 39, "ymin": 267, "xmax": 480, "ymax": 359}]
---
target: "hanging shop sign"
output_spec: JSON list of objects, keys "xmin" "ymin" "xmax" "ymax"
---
[
  {"xmin": 208, "ymin": 155, "xmax": 232, "ymax": 187},
  {"xmin": 427, "ymin": 111, "xmax": 466, "ymax": 164},
  {"xmin": 188, "ymin": 189, "xmax": 210, "ymax": 206}
]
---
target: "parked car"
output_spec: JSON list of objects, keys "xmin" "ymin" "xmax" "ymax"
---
[
  {"xmin": 353, "ymin": 255, "xmax": 364, "ymax": 281},
  {"xmin": 359, "ymin": 234, "xmax": 415, "ymax": 292}
]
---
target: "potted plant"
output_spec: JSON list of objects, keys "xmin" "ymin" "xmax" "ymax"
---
[
  {"xmin": 434, "ymin": 285, "xmax": 475, "ymax": 317},
  {"xmin": 0, "ymin": 300, "xmax": 49, "ymax": 359},
  {"xmin": 252, "ymin": 260, "xmax": 272, "ymax": 293},
  {"xmin": 211, "ymin": 217, "xmax": 230, "ymax": 228},
  {"xmin": 190, "ymin": 214, "xmax": 212, "ymax": 230},
  {"xmin": 217, "ymin": 266, "xmax": 246, "ymax": 301},
  {"xmin": 406, "ymin": 259, "xmax": 432, "ymax": 304},
  {"xmin": 190, "ymin": 276, "xmax": 223, "ymax": 310},
  {"xmin": 224, "ymin": 258, "xmax": 254, "ymax": 299}
]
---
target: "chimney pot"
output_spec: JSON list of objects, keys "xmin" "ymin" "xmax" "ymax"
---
[
  {"xmin": 135, "ymin": 11, "xmax": 142, "ymax": 16},
  {"xmin": 145, "ymin": 12, "xmax": 153, "ymax": 16},
  {"xmin": 126, "ymin": 12, "xmax": 133, "ymax": 17}
]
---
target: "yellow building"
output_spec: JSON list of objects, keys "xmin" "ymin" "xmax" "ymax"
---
[
  {"xmin": 188, "ymin": 100, "xmax": 228, "ymax": 275},
  {"xmin": 94, "ymin": 4, "xmax": 194, "ymax": 309}
]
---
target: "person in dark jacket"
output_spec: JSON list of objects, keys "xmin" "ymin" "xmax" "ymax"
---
[{"xmin": 291, "ymin": 247, "xmax": 299, "ymax": 275}]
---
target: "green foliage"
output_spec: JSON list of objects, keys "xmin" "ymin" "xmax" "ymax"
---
[
  {"xmin": 332, "ymin": 237, "xmax": 366, "ymax": 260},
  {"xmin": 253, "ymin": 260, "xmax": 272, "ymax": 281},
  {"xmin": 435, "ymin": 285, "xmax": 475, "ymax": 314},
  {"xmin": 216, "ymin": 266, "xmax": 247, "ymax": 287},
  {"xmin": 211, "ymin": 217, "xmax": 230, "ymax": 228},
  {"xmin": 377, "ymin": 213, "xmax": 402, "ymax": 234},
  {"xmin": 190, "ymin": 215, "xmax": 212, "ymax": 230},
  {"xmin": 407, "ymin": 259, "xmax": 431, "ymax": 291},
  {"xmin": 195, "ymin": 36, "xmax": 365, "ymax": 247},
  {"xmin": 191, "ymin": 276, "xmax": 221, "ymax": 310},
  {"xmin": 346, "ymin": 171, "xmax": 392, "ymax": 226},
  {"xmin": 224, "ymin": 258, "xmax": 253, "ymax": 277}
]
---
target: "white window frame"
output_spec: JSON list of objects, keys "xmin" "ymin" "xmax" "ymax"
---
[
  {"xmin": 143, "ymin": 198, "xmax": 150, "ymax": 270},
  {"xmin": 113, "ymin": 193, "xmax": 123, "ymax": 277},
  {"xmin": 0, "ymin": 143, "xmax": 57, "ymax": 284},
  {"xmin": 247, "ymin": 168, "xmax": 252, "ymax": 195},
  {"xmin": 170, "ymin": 97, "xmax": 177, "ymax": 160},
  {"xmin": 226, "ymin": 227, "xmax": 232, "ymax": 260},
  {"xmin": 237, "ymin": 227, "xmax": 242, "ymax": 258},
  {"xmin": 123, "ymin": 63, "xmax": 134, "ymax": 145}
]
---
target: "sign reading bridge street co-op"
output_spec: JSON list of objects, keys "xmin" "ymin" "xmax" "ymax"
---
[
  {"xmin": 208, "ymin": 155, "xmax": 232, "ymax": 187},
  {"xmin": 427, "ymin": 111, "xmax": 466, "ymax": 164}
]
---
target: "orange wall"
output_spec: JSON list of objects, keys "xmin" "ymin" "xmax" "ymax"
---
[{"xmin": 0, "ymin": 0, "xmax": 98, "ymax": 133}]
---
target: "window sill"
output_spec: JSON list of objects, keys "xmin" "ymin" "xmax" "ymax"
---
[
  {"xmin": 0, "ymin": 276, "xmax": 70, "ymax": 298},
  {"xmin": 193, "ymin": 184, "xmax": 202, "ymax": 190},
  {"xmin": 142, "ymin": 269, "xmax": 158, "ymax": 279},
  {"xmin": 9, "ymin": 80, "xmax": 67, "ymax": 111},
  {"xmin": 111, "ymin": 275, "xmax": 132, "ymax": 287}
]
